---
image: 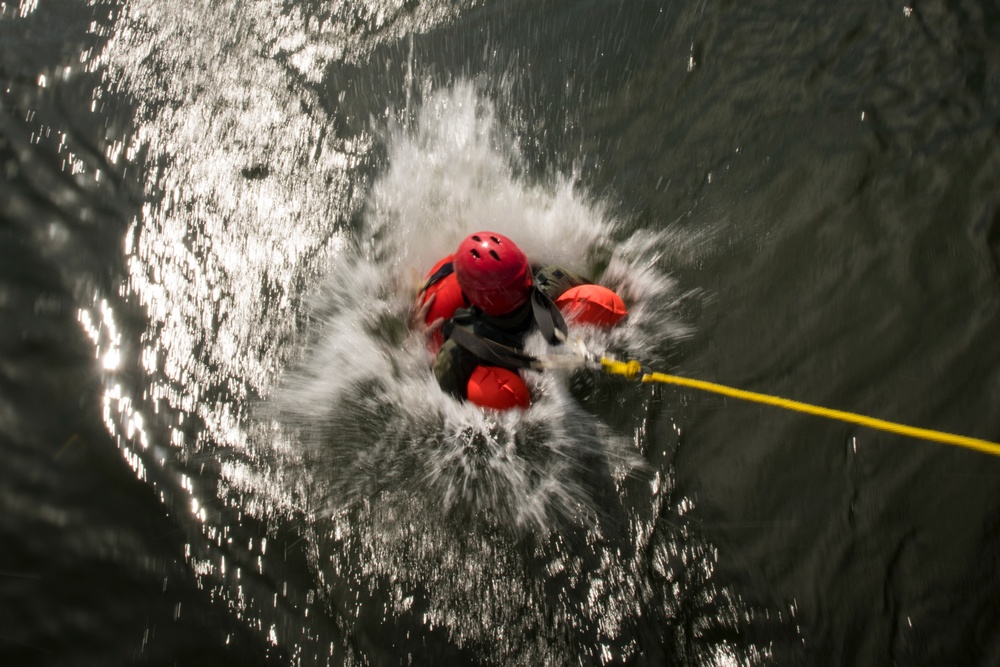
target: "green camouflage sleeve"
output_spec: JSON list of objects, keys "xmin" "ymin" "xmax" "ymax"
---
[
  {"xmin": 533, "ymin": 265, "xmax": 590, "ymax": 300},
  {"xmin": 432, "ymin": 337, "xmax": 482, "ymax": 399}
]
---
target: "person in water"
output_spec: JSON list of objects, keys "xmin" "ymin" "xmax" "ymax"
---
[{"xmin": 414, "ymin": 231, "xmax": 627, "ymax": 410}]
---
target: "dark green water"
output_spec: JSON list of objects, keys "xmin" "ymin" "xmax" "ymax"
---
[{"xmin": 2, "ymin": 0, "xmax": 999, "ymax": 665}]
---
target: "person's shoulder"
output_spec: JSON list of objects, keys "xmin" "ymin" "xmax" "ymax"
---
[{"xmin": 533, "ymin": 265, "xmax": 589, "ymax": 299}]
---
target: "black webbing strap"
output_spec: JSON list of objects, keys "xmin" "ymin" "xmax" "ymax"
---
[
  {"xmin": 443, "ymin": 285, "xmax": 567, "ymax": 371},
  {"xmin": 530, "ymin": 288, "xmax": 568, "ymax": 345},
  {"xmin": 421, "ymin": 261, "xmax": 454, "ymax": 291},
  {"xmin": 448, "ymin": 324, "xmax": 543, "ymax": 371}
]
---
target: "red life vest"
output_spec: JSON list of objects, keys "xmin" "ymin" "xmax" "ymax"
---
[
  {"xmin": 418, "ymin": 254, "xmax": 466, "ymax": 354},
  {"xmin": 554, "ymin": 284, "xmax": 627, "ymax": 327}
]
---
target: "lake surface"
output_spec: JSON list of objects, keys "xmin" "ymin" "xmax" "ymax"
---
[{"xmin": 3, "ymin": 0, "xmax": 999, "ymax": 664}]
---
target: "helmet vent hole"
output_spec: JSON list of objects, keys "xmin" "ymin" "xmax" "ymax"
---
[
  {"xmin": 471, "ymin": 235, "xmax": 482, "ymax": 242},
  {"xmin": 470, "ymin": 249, "xmax": 481, "ymax": 258},
  {"xmin": 489, "ymin": 249, "xmax": 501, "ymax": 261},
  {"xmin": 490, "ymin": 235, "xmax": 501, "ymax": 244}
]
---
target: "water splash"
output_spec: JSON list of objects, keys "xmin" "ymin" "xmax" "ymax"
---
[
  {"xmin": 270, "ymin": 81, "xmax": 689, "ymax": 533},
  {"xmin": 256, "ymin": 82, "xmax": 773, "ymax": 665}
]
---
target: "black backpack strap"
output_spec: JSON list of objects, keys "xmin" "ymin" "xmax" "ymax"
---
[
  {"xmin": 530, "ymin": 287, "xmax": 568, "ymax": 345},
  {"xmin": 421, "ymin": 261, "xmax": 454, "ymax": 291},
  {"xmin": 447, "ymin": 324, "xmax": 543, "ymax": 371}
]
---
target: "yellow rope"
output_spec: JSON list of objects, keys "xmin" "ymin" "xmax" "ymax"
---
[{"xmin": 600, "ymin": 358, "xmax": 1000, "ymax": 457}]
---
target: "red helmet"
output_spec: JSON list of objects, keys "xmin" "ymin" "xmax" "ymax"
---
[{"xmin": 453, "ymin": 232, "xmax": 532, "ymax": 316}]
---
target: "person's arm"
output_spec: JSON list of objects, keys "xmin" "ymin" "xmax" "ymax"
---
[
  {"xmin": 432, "ymin": 334, "xmax": 482, "ymax": 399},
  {"xmin": 533, "ymin": 265, "xmax": 589, "ymax": 300}
]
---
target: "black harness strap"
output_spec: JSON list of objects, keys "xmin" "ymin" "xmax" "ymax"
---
[
  {"xmin": 448, "ymin": 324, "xmax": 544, "ymax": 371},
  {"xmin": 446, "ymin": 287, "xmax": 569, "ymax": 372},
  {"xmin": 421, "ymin": 261, "xmax": 454, "ymax": 291},
  {"xmin": 530, "ymin": 288, "xmax": 568, "ymax": 345}
]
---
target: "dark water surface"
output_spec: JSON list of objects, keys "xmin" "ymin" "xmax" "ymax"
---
[{"xmin": 3, "ymin": 0, "xmax": 1000, "ymax": 665}]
